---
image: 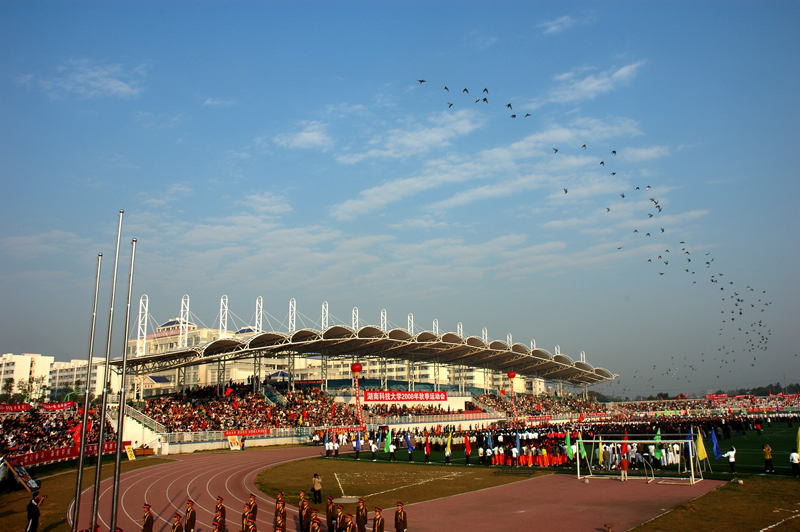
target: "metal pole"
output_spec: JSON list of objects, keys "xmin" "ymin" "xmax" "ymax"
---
[
  {"xmin": 71, "ymin": 253, "xmax": 102, "ymax": 532},
  {"xmin": 110, "ymin": 239, "xmax": 136, "ymax": 532},
  {"xmin": 90, "ymin": 210, "xmax": 124, "ymax": 532}
]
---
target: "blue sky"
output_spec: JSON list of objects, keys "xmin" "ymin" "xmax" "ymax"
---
[{"xmin": 2, "ymin": 2, "xmax": 798, "ymax": 398}]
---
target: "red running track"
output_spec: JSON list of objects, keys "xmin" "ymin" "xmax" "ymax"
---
[{"xmin": 72, "ymin": 447, "xmax": 724, "ymax": 532}]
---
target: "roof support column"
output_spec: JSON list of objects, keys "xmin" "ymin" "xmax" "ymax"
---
[
  {"xmin": 321, "ymin": 354, "xmax": 328, "ymax": 393},
  {"xmin": 177, "ymin": 366, "xmax": 186, "ymax": 393},
  {"xmin": 380, "ymin": 357, "xmax": 387, "ymax": 390},
  {"xmin": 407, "ymin": 360, "xmax": 414, "ymax": 391},
  {"xmin": 288, "ymin": 354, "xmax": 295, "ymax": 392},
  {"xmin": 433, "ymin": 359, "xmax": 440, "ymax": 392}
]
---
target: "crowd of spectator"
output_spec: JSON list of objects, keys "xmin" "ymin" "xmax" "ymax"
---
[
  {"xmin": 476, "ymin": 393, "xmax": 607, "ymax": 417},
  {"xmin": 0, "ymin": 407, "xmax": 115, "ymax": 456}
]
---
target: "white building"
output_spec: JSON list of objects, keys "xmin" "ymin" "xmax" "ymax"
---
[{"xmin": 0, "ymin": 353, "xmax": 55, "ymax": 399}]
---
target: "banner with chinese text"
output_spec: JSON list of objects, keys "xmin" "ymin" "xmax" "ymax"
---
[{"xmin": 364, "ymin": 391, "xmax": 447, "ymax": 402}]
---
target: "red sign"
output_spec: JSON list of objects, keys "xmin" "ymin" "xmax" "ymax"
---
[
  {"xmin": 223, "ymin": 429, "xmax": 271, "ymax": 437},
  {"xmin": 705, "ymin": 394, "xmax": 728, "ymax": 400},
  {"xmin": 527, "ymin": 416, "xmax": 553, "ymax": 422},
  {"xmin": 364, "ymin": 391, "xmax": 448, "ymax": 402},
  {"xmin": 0, "ymin": 403, "xmax": 32, "ymax": 413},
  {"xmin": 326, "ymin": 426, "xmax": 366, "ymax": 433},
  {"xmin": 42, "ymin": 401, "xmax": 75, "ymax": 411},
  {"xmin": 294, "ymin": 380, "xmax": 324, "ymax": 385},
  {"xmin": 12, "ymin": 441, "xmax": 130, "ymax": 468}
]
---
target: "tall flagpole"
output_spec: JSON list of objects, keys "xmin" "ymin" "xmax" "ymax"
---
[
  {"xmin": 71, "ymin": 253, "xmax": 102, "ymax": 532},
  {"xmin": 90, "ymin": 210, "xmax": 124, "ymax": 532},
  {"xmin": 109, "ymin": 239, "xmax": 136, "ymax": 532}
]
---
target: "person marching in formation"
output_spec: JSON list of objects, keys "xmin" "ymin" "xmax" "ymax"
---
[
  {"xmin": 326, "ymin": 495, "xmax": 336, "ymax": 532},
  {"xmin": 241, "ymin": 503, "xmax": 252, "ymax": 532},
  {"xmin": 185, "ymin": 501, "xmax": 196, "ymax": 532},
  {"xmin": 394, "ymin": 502, "xmax": 407, "ymax": 532},
  {"xmin": 371, "ymin": 439, "xmax": 378, "ymax": 461},
  {"xmin": 345, "ymin": 515, "xmax": 356, "ymax": 532},
  {"xmin": 310, "ymin": 509, "xmax": 320, "ymax": 532},
  {"xmin": 248, "ymin": 494, "xmax": 258, "ymax": 520},
  {"xmin": 299, "ymin": 491, "xmax": 312, "ymax": 532},
  {"xmin": 142, "ymin": 504, "xmax": 154, "ymax": 532},
  {"xmin": 336, "ymin": 505, "xmax": 347, "ymax": 532},
  {"xmin": 246, "ymin": 517, "xmax": 257, "ymax": 532},
  {"xmin": 172, "ymin": 513, "xmax": 184, "ymax": 532},
  {"xmin": 216, "ymin": 496, "xmax": 227, "ymax": 532},
  {"xmin": 355, "ymin": 499, "xmax": 368, "ymax": 532},
  {"xmin": 274, "ymin": 500, "xmax": 286, "ymax": 532},
  {"xmin": 213, "ymin": 508, "xmax": 224, "ymax": 532},
  {"xmin": 372, "ymin": 508, "xmax": 384, "ymax": 532}
]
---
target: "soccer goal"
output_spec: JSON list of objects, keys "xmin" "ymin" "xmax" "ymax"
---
[{"xmin": 575, "ymin": 435, "xmax": 704, "ymax": 485}]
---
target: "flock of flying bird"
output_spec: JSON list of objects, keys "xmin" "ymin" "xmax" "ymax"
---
[{"xmin": 413, "ymin": 78, "xmax": 781, "ymax": 398}]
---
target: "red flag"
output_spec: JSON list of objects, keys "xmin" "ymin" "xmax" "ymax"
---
[
  {"xmin": 268, "ymin": 406, "xmax": 272, "ymax": 420},
  {"xmin": 331, "ymin": 403, "xmax": 336, "ymax": 419},
  {"xmin": 500, "ymin": 390, "xmax": 506, "ymax": 396},
  {"xmin": 425, "ymin": 434, "xmax": 430, "ymax": 455},
  {"xmin": 225, "ymin": 387, "xmax": 233, "ymax": 396},
  {"xmin": 465, "ymin": 433, "xmax": 471, "ymax": 455},
  {"xmin": 436, "ymin": 424, "xmax": 441, "ymax": 435},
  {"xmin": 578, "ymin": 411, "xmax": 584, "ymax": 422},
  {"xmin": 621, "ymin": 431, "xmax": 629, "ymax": 455},
  {"xmin": 69, "ymin": 423, "xmax": 82, "ymax": 445},
  {"xmin": 232, "ymin": 400, "xmax": 238, "ymax": 409}
]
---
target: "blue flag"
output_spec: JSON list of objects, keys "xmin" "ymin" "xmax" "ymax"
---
[
  {"xmin": 516, "ymin": 431, "xmax": 521, "ymax": 455},
  {"xmin": 405, "ymin": 431, "xmax": 414, "ymax": 452},
  {"xmin": 488, "ymin": 433, "xmax": 493, "ymax": 449},
  {"xmin": 355, "ymin": 431, "xmax": 361, "ymax": 451},
  {"xmin": 709, "ymin": 428, "xmax": 722, "ymax": 459},
  {"xmin": 377, "ymin": 430, "xmax": 383, "ymax": 451},
  {"xmin": 324, "ymin": 430, "xmax": 328, "ymax": 446}
]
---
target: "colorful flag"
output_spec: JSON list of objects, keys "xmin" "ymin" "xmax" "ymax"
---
[
  {"xmin": 355, "ymin": 431, "xmax": 361, "ymax": 452},
  {"xmin": 515, "ymin": 431, "xmax": 521, "ymax": 455},
  {"xmin": 654, "ymin": 428, "xmax": 663, "ymax": 460},
  {"xmin": 598, "ymin": 436, "xmax": 604, "ymax": 465},
  {"xmin": 465, "ymin": 432, "xmax": 471, "ymax": 456},
  {"xmin": 384, "ymin": 431, "xmax": 391, "ymax": 453},
  {"xmin": 405, "ymin": 432, "xmax": 414, "ymax": 452},
  {"xmin": 578, "ymin": 433, "xmax": 587, "ymax": 459},
  {"xmin": 446, "ymin": 432, "xmax": 452, "ymax": 453},
  {"xmin": 565, "ymin": 431, "xmax": 573, "ymax": 460},
  {"xmin": 696, "ymin": 429, "xmax": 708, "ymax": 461},
  {"xmin": 621, "ymin": 431, "xmax": 629, "ymax": 456},
  {"xmin": 324, "ymin": 430, "xmax": 328, "ymax": 446},
  {"xmin": 425, "ymin": 434, "xmax": 430, "ymax": 455},
  {"xmin": 225, "ymin": 387, "xmax": 233, "ymax": 396}
]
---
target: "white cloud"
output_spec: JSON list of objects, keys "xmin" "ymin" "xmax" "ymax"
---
[
  {"xmin": 37, "ymin": 59, "xmax": 146, "ymax": 99},
  {"xmin": 336, "ymin": 109, "xmax": 481, "ymax": 164},
  {"xmin": 141, "ymin": 183, "xmax": 192, "ymax": 207},
  {"xmin": 242, "ymin": 191, "xmax": 293, "ymax": 217},
  {"xmin": 466, "ymin": 29, "xmax": 498, "ymax": 49},
  {"xmin": 622, "ymin": 145, "xmax": 670, "ymax": 162},
  {"xmin": 274, "ymin": 121, "xmax": 333, "ymax": 150},
  {"xmin": 389, "ymin": 216, "xmax": 449, "ymax": 230},
  {"xmin": 532, "ymin": 61, "xmax": 647, "ymax": 106},
  {"xmin": 1, "ymin": 230, "xmax": 92, "ymax": 259},
  {"xmin": 538, "ymin": 16, "xmax": 575, "ymax": 35},
  {"xmin": 203, "ymin": 98, "xmax": 237, "ymax": 106}
]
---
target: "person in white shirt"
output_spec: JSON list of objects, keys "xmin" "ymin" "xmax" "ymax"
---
[
  {"xmin": 722, "ymin": 446, "xmax": 737, "ymax": 473},
  {"xmin": 389, "ymin": 442, "xmax": 396, "ymax": 462},
  {"xmin": 790, "ymin": 448, "xmax": 800, "ymax": 477},
  {"xmin": 370, "ymin": 441, "xmax": 378, "ymax": 461}
]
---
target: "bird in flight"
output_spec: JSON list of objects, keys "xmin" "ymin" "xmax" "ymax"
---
[
  {"xmin": 600, "ymin": 161, "xmax": 604, "ymax": 166},
  {"xmin": 443, "ymin": 86, "xmax": 449, "ymax": 92},
  {"xmin": 475, "ymin": 97, "xmax": 480, "ymax": 103},
  {"xmin": 661, "ymin": 228, "xmax": 665, "ymax": 233},
  {"xmin": 563, "ymin": 188, "xmax": 568, "ymax": 194},
  {"xmin": 447, "ymin": 102, "xmax": 453, "ymax": 108},
  {"xmin": 611, "ymin": 150, "xmax": 617, "ymax": 155},
  {"xmin": 525, "ymin": 113, "xmax": 531, "ymax": 117},
  {"xmin": 510, "ymin": 114, "xmax": 516, "ymax": 118},
  {"xmin": 606, "ymin": 207, "xmax": 611, "ymax": 212},
  {"xmin": 482, "ymin": 97, "xmax": 488, "ymax": 103},
  {"xmin": 417, "ymin": 79, "xmax": 426, "ymax": 84},
  {"xmin": 506, "ymin": 103, "xmax": 513, "ymax": 110},
  {"xmin": 611, "ymin": 172, "xmax": 616, "ymax": 176},
  {"xmin": 582, "ymin": 144, "xmax": 587, "ymax": 149},
  {"xmin": 483, "ymin": 88, "xmax": 489, "ymax": 94},
  {"xmin": 648, "ymin": 214, "xmax": 654, "ymax": 218},
  {"xmin": 463, "ymin": 88, "xmax": 469, "ymax": 93},
  {"xmin": 620, "ymin": 193, "xmax": 625, "ymax": 198},
  {"xmin": 553, "ymin": 148, "xmax": 558, "ymax": 153}
]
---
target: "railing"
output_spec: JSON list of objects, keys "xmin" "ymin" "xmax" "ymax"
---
[
  {"xmin": 124, "ymin": 404, "xmax": 168, "ymax": 434},
  {"xmin": 263, "ymin": 383, "xmax": 288, "ymax": 406},
  {"xmin": 365, "ymin": 412, "xmax": 501, "ymax": 425},
  {"xmin": 162, "ymin": 426, "xmax": 306, "ymax": 444}
]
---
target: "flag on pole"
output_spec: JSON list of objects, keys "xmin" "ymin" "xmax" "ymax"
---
[
  {"xmin": 405, "ymin": 431, "xmax": 414, "ymax": 452},
  {"xmin": 515, "ymin": 431, "xmax": 521, "ymax": 456},
  {"xmin": 487, "ymin": 433, "xmax": 493, "ymax": 450},
  {"xmin": 425, "ymin": 434, "xmax": 430, "ymax": 455},
  {"xmin": 577, "ymin": 432, "xmax": 587, "ymax": 459},
  {"xmin": 465, "ymin": 432, "xmax": 471, "ymax": 456},
  {"xmin": 696, "ymin": 430, "xmax": 708, "ymax": 461},
  {"xmin": 324, "ymin": 430, "xmax": 328, "ymax": 446},
  {"xmin": 446, "ymin": 432, "xmax": 452, "ymax": 453},
  {"xmin": 384, "ymin": 431, "xmax": 391, "ymax": 453},
  {"xmin": 621, "ymin": 431, "xmax": 629, "ymax": 456},
  {"xmin": 565, "ymin": 431, "xmax": 573, "ymax": 460},
  {"xmin": 225, "ymin": 387, "xmax": 233, "ymax": 396},
  {"xmin": 355, "ymin": 431, "xmax": 361, "ymax": 452}
]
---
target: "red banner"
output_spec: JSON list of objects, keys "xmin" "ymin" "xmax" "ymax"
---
[
  {"xmin": 42, "ymin": 401, "xmax": 75, "ymax": 411},
  {"xmin": 705, "ymin": 394, "xmax": 728, "ymax": 400},
  {"xmin": 0, "ymin": 403, "xmax": 32, "ymax": 413},
  {"xmin": 12, "ymin": 441, "xmax": 130, "ymax": 468},
  {"xmin": 527, "ymin": 416, "xmax": 553, "ymax": 422},
  {"xmin": 364, "ymin": 390, "xmax": 448, "ymax": 402},
  {"xmin": 223, "ymin": 429, "xmax": 271, "ymax": 437}
]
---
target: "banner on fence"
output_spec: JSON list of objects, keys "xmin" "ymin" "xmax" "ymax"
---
[
  {"xmin": 223, "ymin": 429, "xmax": 271, "ymax": 437},
  {"xmin": 42, "ymin": 401, "xmax": 75, "ymax": 411},
  {"xmin": 705, "ymin": 394, "xmax": 728, "ymax": 400},
  {"xmin": 364, "ymin": 391, "xmax": 448, "ymax": 402},
  {"xmin": 227, "ymin": 436, "xmax": 242, "ymax": 451},
  {"xmin": 125, "ymin": 445, "xmax": 136, "ymax": 461},
  {"xmin": 0, "ymin": 403, "xmax": 32, "ymax": 413},
  {"xmin": 11, "ymin": 441, "xmax": 130, "ymax": 468}
]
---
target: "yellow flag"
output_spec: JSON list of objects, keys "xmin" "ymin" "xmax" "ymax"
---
[
  {"xmin": 446, "ymin": 432, "xmax": 452, "ymax": 453},
  {"xmin": 598, "ymin": 436, "xmax": 604, "ymax": 465},
  {"xmin": 696, "ymin": 431, "xmax": 708, "ymax": 461}
]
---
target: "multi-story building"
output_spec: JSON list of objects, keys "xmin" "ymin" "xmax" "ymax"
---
[
  {"xmin": 0, "ymin": 353, "xmax": 55, "ymax": 399},
  {"xmin": 47, "ymin": 357, "xmax": 116, "ymax": 401}
]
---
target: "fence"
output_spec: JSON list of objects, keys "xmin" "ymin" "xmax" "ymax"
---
[{"xmin": 124, "ymin": 404, "xmax": 167, "ymax": 434}]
